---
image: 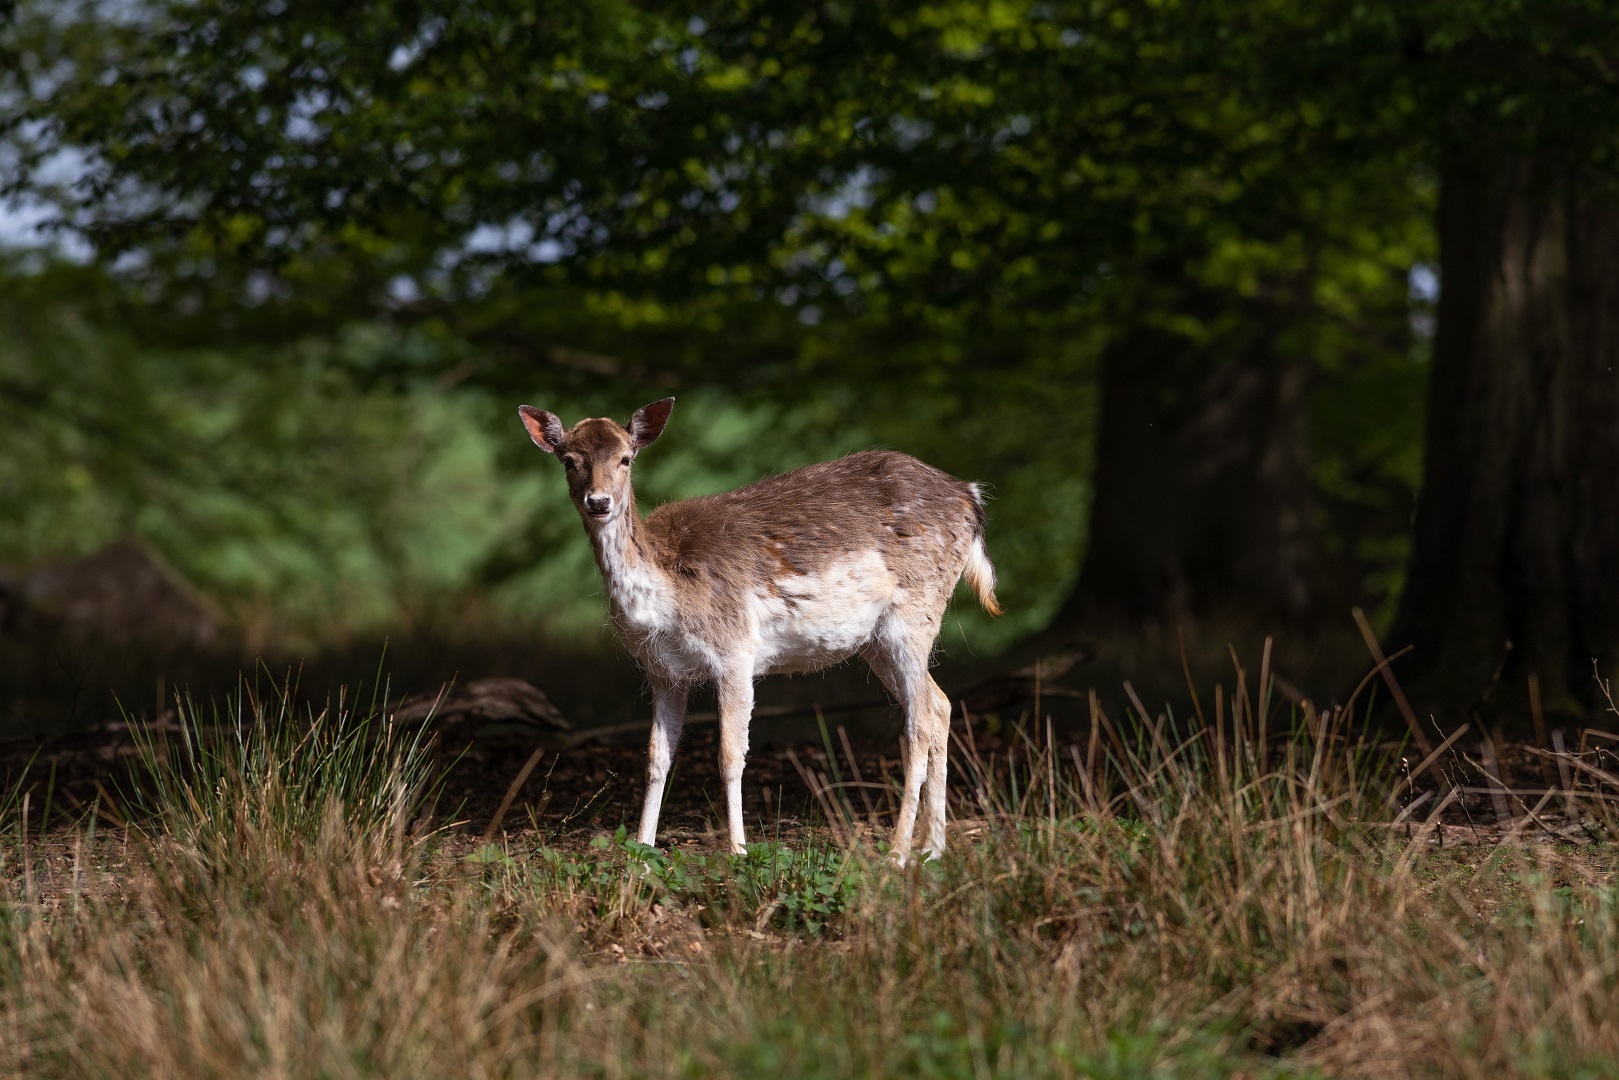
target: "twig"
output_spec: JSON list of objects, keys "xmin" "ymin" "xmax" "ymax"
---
[
  {"xmin": 1478, "ymin": 737, "xmax": 1513, "ymax": 826},
  {"xmin": 1352, "ymin": 607, "xmax": 1433, "ymax": 756},
  {"xmin": 1387, "ymin": 722, "xmax": 1470, "ymax": 804},
  {"xmin": 481, "ymin": 746, "xmax": 545, "ymax": 843},
  {"xmin": 1552, "ymin": 730, "xmax": 1577, "ymax": 820},
  {"xmin": 837, "ymin": 724, "xmax": 879, "ymax": 824}
]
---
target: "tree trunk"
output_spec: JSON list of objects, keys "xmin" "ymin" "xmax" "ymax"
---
[
  {"xmin": 1049, "ymin": 313, "xmax": 1316, "ymax": 630},
  {"xmin": 1388, "ymin": 157, "xmax": 1619, "ymax": 727}
]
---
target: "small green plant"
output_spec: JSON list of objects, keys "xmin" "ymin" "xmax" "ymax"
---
[
  {"xmin": 720, "ymin": 841, "xmax": 861, "ymax": 934},
  {"xmin": 465, "ymin": 843, "xmax": 518, "ymax": 871},
  {"xmin": 518, "ymin": 827, "xmax": 861, "ymax": 935}
]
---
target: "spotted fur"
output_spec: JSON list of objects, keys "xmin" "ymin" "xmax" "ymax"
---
[{"xmin": 518, "ymin": 398, "xmax": 1001, "ymax": 861}]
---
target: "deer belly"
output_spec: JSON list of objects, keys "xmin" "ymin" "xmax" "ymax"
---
[{"xmin": 749, "ymin": 555, "xmax": 895, "ymax": 675}]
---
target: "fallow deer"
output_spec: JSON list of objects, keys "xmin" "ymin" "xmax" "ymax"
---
[{"xmin": 518, "ymin": 397, "xmax": 1001, "ymax": 862}]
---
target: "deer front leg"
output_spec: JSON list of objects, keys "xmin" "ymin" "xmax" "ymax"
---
[
  {"xmin": 636, "ymin": 675, "xmax": 688, "ymax": 848},
  {"xmin": 715, "ymin": 667, "xmax": 756, "ymax": 855}
]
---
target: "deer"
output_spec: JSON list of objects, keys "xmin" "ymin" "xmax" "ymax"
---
[{"xmin": 517, "ymin": 397, "xmax": 1001, "ymax": 863}]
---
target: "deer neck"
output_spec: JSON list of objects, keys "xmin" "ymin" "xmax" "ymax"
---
[{"xmin": 587, "ymin": 500, "xmax": 675, "ymax": 632}]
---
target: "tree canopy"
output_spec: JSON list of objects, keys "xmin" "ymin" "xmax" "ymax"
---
[{"xmin": 5, "ymin": 0, "xmax": 1619, "ymax": 726}]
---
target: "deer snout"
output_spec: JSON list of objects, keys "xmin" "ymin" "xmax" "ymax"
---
[{"xmin": 583, "ymin": 493, "xmax": 613, "ymax": 518}]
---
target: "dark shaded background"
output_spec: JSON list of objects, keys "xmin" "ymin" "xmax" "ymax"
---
[{"xmin": 2, "ymin": 0, "xmax": 1618, "ymax": 742}]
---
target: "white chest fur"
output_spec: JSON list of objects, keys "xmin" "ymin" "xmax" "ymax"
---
[
  {"xmin": 594, "ymin": 520, "xmax": 674, "ymax": 627},
  {"xmin": 592, "ymin": 519, "xmax": 714, "ymax": 677}
]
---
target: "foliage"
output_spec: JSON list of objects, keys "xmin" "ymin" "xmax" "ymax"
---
[
  {"xmin": 7, "ymin": 0, "xmax": 1613, "ymax": 654},
  {"xmin": 0, "ymin": 0, "xmax": 1438, "ymax": 347},
  {"xmin": 0, "ymin": 254, "xmax": 1090, "ymax": 649},
  {"xmin": 0, "ymin": 0, "xmax": 1446, "ymax": 650},
  {"xmin": 0, "ymin": 267, "xmax": 537, "ymax": 640},
  {"xmin": 1304, "ymin": 0, "xmax": 1619, "ymax": 170}
]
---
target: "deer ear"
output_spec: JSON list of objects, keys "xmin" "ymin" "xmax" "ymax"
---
[
  {"xmin": 518, "ymin": 406, "xmax": 565, "ymax": 453},
  {"xmin": 629, "ymin": 397, "xmax": 675, "ymax": 450}
]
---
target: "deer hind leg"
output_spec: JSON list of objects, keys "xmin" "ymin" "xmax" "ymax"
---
[
  {"xmin": 636, "ymin": 676, "xmax": 688, "ymax": 848},
  {"xmin": 920, "ymin": 675, "xmax": 952, "ymax": 859},
  {"xmin": 863, "ymin": 622, "xmax": 941, "ymax": 865},
  {"xmin": 715, "ymin": 666, "xmax": 756, "ymax": 855}
]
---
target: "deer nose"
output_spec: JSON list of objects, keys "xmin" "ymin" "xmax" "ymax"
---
[{"xmin": 584, "ymin": 494, "xmax": 613, "ymax": 516}]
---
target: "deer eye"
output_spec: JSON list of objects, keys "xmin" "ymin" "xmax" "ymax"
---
[
  {"xmin": 561, "ymin": 456, "xmax": 579, "ymax": 471},
  {"xmin": 620, "ymin": 456, "xmax": 632, "ymax": 467}
]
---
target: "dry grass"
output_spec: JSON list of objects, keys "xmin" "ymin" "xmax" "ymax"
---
[{"xmin": 0, "ymin": 674, "xmax": 1616, "ymax": 1078}]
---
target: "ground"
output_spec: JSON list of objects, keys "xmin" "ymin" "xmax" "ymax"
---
[
  {"xmin": 4, "ymin": 707, "xmax": 1610, "ymax": 849},
  {"xmin": 2, "ymin": 701, "xmax": 1617, "ymax": 1077}
]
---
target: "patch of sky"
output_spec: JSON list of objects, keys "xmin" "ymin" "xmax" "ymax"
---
[
  {"xmin": 456, "ymin": 217, "xmax": 569, "ymax": 270},
  {"xmin": 110, "ymin": 248, "xmax": 150, "ymax": 274},
  {"xmin": 0, "ymin": 200, "xmax": 92, "ymax": 261},
  {"xmin": 805, "ymin": 164, "xmax": 877, "ymax": 221},
  {"xmin": 41, "ymin": 0, "xmax": 147, "ymax": 31},
  {"xmin": 1408, "ymin": 262, "xmax": 1439, "ymax": 303},
  {"xmin": 285, "ymin": 89, "xmax": 330, "ymax": 142},
  {"xmin": 891, "ymin": 116, "xmax": 934, "ymax": 151},
  {"xmin": 1408, "ymin": 262, "xmax": 1438, "ymax": 341},
  {"xmin": 529, "ymin": 238, "xmax": 565, "ymax": 262},
  {"xmin": 386, "ymin": 275, "xmax": 422, "ymax": 304},
  {"xmin": 388, "ymin": 17, "xmax": 446, "ymax": 73},
  {"xmin": 443, "ymin": 216, "xmax": 576, "ymax": 278},
  {"xmin": 0, "ymin": 141, "xmax": 96, "ymax": 261}
]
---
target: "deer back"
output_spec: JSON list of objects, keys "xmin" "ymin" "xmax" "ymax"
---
[{"xmin": 626, "ymin": 452, "xmax": 982, "ymax": 667}]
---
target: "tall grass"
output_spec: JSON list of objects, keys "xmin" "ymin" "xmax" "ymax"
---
[
  {"xmin": 131, "ymin": 674, "xmax": 440, "ymax": 850},
  {"xmin": 0, "ymin": 670, "xmax": 1616, "ymax": 1077}
]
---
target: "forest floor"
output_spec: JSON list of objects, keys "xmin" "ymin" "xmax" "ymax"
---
[
  {"xmin": 0, "ymin": 693, "xmax": 1616, "ymax": 1078},
  {"xmin": 4, "ymin": 705, "xmax": 1608, "ymax": 850}
]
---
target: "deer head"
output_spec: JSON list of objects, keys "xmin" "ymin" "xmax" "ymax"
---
[{"xmin": 518, "ymin": 398, "xmax": 675, "ymax": 526}]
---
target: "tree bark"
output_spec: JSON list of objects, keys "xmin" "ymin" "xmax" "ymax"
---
[
  {"xmin": 1389, "ymin": 156, "xmax": 1619, "ymax": 726},
  {"xmin": 1049, "ymin": 312, "xmax": 1316, "ymax": 630}
]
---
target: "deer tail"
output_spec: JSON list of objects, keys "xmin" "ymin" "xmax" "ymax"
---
[{"xmin": 963, "ymin": 484, "xmax": 1003, "ymax": 617}]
